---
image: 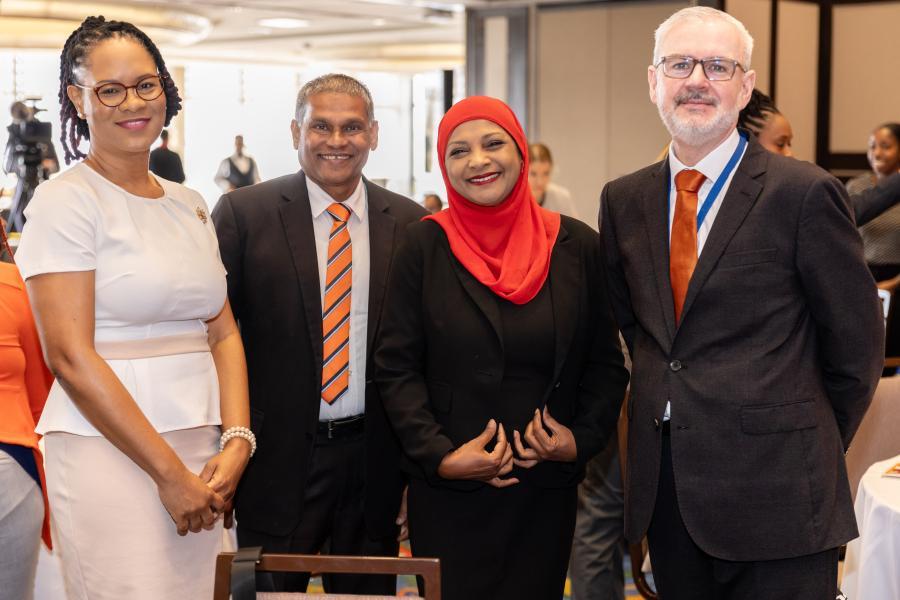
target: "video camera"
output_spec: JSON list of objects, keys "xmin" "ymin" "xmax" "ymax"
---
[{"xmin": 4, "ymin": 97, "xmax": 54, "ymax": 172}]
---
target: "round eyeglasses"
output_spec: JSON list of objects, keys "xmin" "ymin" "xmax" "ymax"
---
[
  {"xmin": 655, "ymin": 56, "xmax": 746, "ymax": 82},
  {"xmin": 72, "ymin": 74, "xmax": 165, "ymax": 108}
]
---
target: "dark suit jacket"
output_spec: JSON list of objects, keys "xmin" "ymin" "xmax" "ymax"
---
[
  {"xmin": 374, "ymin": 217, "xmax": 629, "ymax": 491},
  {"xmin": 211, "ymin": 171, "xmax": 427, "ymax": 539},
  {"xmin": 600, "ymin": 136, "xmax": 884, "ymax": 562},
  {"xmin": 852, "ymin": 171, "xmax": 900, "ymax": 226}
]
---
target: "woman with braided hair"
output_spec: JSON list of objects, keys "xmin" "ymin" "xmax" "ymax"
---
[{"xmin": 15, "ymin": 16, "xmax": 251, "ymax": 599}]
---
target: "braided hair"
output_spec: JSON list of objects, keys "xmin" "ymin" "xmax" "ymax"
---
[
  {"xmin": 58, "ymin": 16, "xmax": 182, "ymax": 164},
  {"xmin": 737, "ymin": 89, "xmax": 779, "ymax": 137}
]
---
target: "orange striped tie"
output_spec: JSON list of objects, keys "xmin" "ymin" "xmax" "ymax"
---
[
  {"xmin": 670, "ymin": 169, "xmax": 705, "ymax": 324},
  {"xmin": 322, "ymin": 203, "xmax": 352, "ymax": 404}
]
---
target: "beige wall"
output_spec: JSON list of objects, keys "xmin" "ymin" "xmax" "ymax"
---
[
  {"xmin": 831, "ymin": 2, "xmax": 900, "ymax": 153},
  {"xmin": 776, "ymin": 0, "xmax": 818, "ymax": 163},
  {"xmin": 725, "ymin": 0, "xmax": 771, "ymax": 93},
  {"xmin": 534, "ymin": 2, "xmax": 683, "ymax": 227}
]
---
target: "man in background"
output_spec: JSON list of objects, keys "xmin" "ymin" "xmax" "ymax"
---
[
  {"xmin": 149, "ymin": 129, "xmax": 185, "ymax": 183},
  {"xmin": 215, "ymin": 134, "xmax": 260, "ymax": 192}
]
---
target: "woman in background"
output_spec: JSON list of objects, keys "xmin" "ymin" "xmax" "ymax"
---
[
  {"xmin": 845, "ymin": 123, "xmax": 900, "ymax": 281},
  {"xmin": 0, "ymin": 226, "xmax": 53, "ymax": 600},
  {"xmin": 528, "ymin": 142, "xmax": 581, "ymax": 219},
  {"xmin": 376, "ymin": 96, "xmax": 628, "ymax": 600},
  {"xmin": 16, "ymin": 16, "xmax": 251, "ymax": 599}
]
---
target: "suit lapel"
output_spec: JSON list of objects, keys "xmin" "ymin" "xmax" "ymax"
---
[
  {"xmin": 678, "ymin": 141, "xmax": 767, "ymax": 324},
  {"xmin": 548, "ymin": 224, "xmax": 578, "ymax": 384},
  {"xmin": 449, "ymin": 252, "xmax": 504, "ymax": 352},
  {"xmin": 278, "ymin": 172, "xmax": 325, "ymax": 382},
  {"xmin": 640, "ymin": 160, "xmax": 678, "ymax": 345},
  {"xmin": 364, "ymin": 179, "xmax": 396, "ymax": 356}
]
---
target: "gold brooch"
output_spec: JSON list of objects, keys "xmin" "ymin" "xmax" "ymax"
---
[{"xmin": 195, "ymin": 207, "xmax": 208, "ymax": 224}]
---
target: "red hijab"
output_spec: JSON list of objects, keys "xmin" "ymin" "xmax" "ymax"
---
[{"xmin": 426, "ymin": 96, "xmax": 560, "ymax": 305}]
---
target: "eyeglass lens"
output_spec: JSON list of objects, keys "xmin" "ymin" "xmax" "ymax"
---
[
  {"xmin": 662, "ymin": 57, "xmax": 736, "ymax": 81},
  {"xmin": 95, "ymin": 76, "xmax": 163, "ymax": 107}
]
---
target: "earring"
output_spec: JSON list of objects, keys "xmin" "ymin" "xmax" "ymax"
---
[{"xmin": 78, "ymin": 113, "xmax": 85, "ymax": 119}]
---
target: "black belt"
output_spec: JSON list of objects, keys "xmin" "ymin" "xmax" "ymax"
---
[{"xmin": 317, "ymin": 414, "xmax": 365, "ymax": 440}]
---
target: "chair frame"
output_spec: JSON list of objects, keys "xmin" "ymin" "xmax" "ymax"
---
[{"xmin": 213, "ymin": 553, "xmax": 441, "ymax": 600}]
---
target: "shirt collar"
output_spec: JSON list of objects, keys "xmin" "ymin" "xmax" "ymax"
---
[
  {"xmin": 668, "ymin": 128, "xmax": 741, "ymax": 185},
  {"xmin": 306, "ymin": 175, "xmax": 367, "ymax": 222}
]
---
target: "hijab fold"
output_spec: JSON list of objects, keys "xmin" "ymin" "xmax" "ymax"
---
[{"xmin": 426, "ymin": 96, "xmax": 560, "ymax": 305}]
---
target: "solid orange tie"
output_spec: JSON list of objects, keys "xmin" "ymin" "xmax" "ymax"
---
[
  {"xmin": 321, "ymin": 203, "xmax": 352, "ymax": 404},
  {"xmin": 670, "ymin": 169, "xmax": 706, "ymax": 324}
]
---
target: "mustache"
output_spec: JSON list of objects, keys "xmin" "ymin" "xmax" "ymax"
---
[{"xmin": 674, "ymin": 91, "xmax": 717, "ymax": 106}]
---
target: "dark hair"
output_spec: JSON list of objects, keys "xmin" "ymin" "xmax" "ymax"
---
[
  {"xmin": 875, "ymin": 123, "xmax": 900, "ymax": 146},
  {"xmin": 58, "ymin": 16, "xmax": 182, "ymax": 164},
  {"xmin": 738, "ymin": 88, "xmax": 779, "ymax": 136}
]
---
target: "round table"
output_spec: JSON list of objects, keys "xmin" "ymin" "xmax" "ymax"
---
[{"xmin": 842, "ymin": 455, "xmax": 900, "ymax": 599}]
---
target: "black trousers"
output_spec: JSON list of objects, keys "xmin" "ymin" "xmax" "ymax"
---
[
  {"xmin": 236, "ymin": 431, "xmax": 398, "ymax": 594},
  {"xmin": 646, "ymin": 429, "xmax": 840, "ymax": 600}
]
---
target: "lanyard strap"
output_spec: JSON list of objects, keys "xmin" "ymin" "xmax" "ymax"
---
[{"xmin": 668, "ymin": 131, "xmax": 748, "ymax": 231}]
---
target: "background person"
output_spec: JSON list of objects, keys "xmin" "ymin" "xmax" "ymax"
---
[
  {"xmin": 375, "ymin": 95, "xmax": 628, "ymax": 600},
  {"xmin": 846, "ymin": 123, "xmax": 900, "ymax": 281},
  {"xmin": 601, "ymin": 7, "xmax": 883, "ymax": 598},
  {"xmin": 528, "ymin": 142, "xmax": 580, "ymax": 220},
  {"xmin": 212, "ymin": 73, "xmax": 426, "ymax": 595},
  {"xmin": 215, "ymin": 134, "xmax": 260, "ymax": 192},
  {"xmin": 0, "ymin": 235, "xmax": 53, "ymax": 600},
  {"xmin": 423, "ymin": 192, "xmax": 443, "ymax": 214},
  {"xmin": 149, "ymin": 129, "xmax": 185, "ymax": 183},
  {"xmin": 16, "ymin": 16, "xmax": 251, "ymax": 599},
  {"xmin": 739, "ymin": 90, "xmax": 900, "ymax": 228}
]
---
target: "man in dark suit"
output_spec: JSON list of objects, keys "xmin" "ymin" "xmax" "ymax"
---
[
  {"xmin": 148, "ymin": 129, "xmax": 185, "ymax": 183},
  {"xmin": 600, "ymin": 7, "xmax": 884, "ymax": 598},
  {"xmin": 212, "ymin": 73, "xmax": 427, "ymax": 594}
]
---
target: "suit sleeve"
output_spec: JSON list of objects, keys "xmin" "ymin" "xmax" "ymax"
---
[
  {"xmin": 599, "ymin": 183, "xmax": 637, "ymax": 355},
  {"xmin": 796, "ymin": 175, "xmax": 884, "ymax": 449},
  {"xmin": 568, "ymin": 232, "xmax": 630, "ymax": 469},
  {"xmin": 851, "ymin": 172, "xmax": 900, "ymax": 227},
  {"xmin": 210, "ymin": 193, "xmax": 244, "ymax": 320},
  {"xmin": 373, "ymin": 227, "xmax": 457, "ymax": 487}
]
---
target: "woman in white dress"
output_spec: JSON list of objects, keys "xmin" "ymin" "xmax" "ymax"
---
[{"xmin": 15, "ymin": 16, "xmax": 252, "ymax": 599}]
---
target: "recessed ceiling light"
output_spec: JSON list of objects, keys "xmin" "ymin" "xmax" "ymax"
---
[
  {"xmin": 257, "ymin": 18, "xmax": 311, "ymax": 29},
  {"xmin": 373, "ymin": 18, "xmax": 387, "ymax": 27}
]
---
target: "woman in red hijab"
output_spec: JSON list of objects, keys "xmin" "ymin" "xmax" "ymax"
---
[{"xmin": 375, "ymin": 96, "xmax": 628, "ymax": 599}]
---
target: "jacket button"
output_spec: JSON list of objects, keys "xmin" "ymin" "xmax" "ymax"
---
[
  {"xmin": 669, "ymin": 360, "xmax": 682, "ymax": 372},
  {"xmin": 654, "ymin": 418, "xmax": 660, "ymax": 431},
  {"xmin": 554, "ymin": 381, "xmax": 561, "ymax": 389}
]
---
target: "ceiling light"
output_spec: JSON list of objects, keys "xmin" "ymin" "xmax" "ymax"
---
[
  {"xmin": 373, "ymin": 18, "xmax": 387, "ymax": 27},
  {"xmin": 257, "ymin": 18, "xmax": 310, "ymax": 29}
]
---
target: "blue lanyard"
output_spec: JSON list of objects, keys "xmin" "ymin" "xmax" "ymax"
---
[{"xmin": 668, "ymin": 132, "xmax": 748, "ymax": 231}]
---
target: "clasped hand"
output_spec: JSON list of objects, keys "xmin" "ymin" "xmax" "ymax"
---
[{"xmin": 436, "ymin": 407, "xmax": 577, "ymax": 488}]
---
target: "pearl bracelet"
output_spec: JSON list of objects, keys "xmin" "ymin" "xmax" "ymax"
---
[{"xmin": 219, "ymin": 426, "xmax": 257, "ymax": 457}]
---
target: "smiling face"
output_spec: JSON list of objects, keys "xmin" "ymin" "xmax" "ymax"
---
[
  {"xmin": 757, "ymin": 112, "xmax": 793, "ymax": 157},
  {"xmin": 444, "ymin": 119, "xmax": 522, "ymax": 207},
  {"xmin": 649, "ymin": 18, "xmax": 755, "ymax": 156},
  {"xmin": 291, "ymin": 92, "xmax": 378, "ymax": 201},
  {"xmin": 66, "ymin": 36, "xmax": 166, "ymax": 160},
  {"xmin": 867, "ymin": 127, "xmax": 900, "ymax": 179}
]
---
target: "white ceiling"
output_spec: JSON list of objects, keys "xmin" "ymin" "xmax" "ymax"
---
[{"xmin": 0, "ymin": 0, "xmax": 489, "ymax": 71}]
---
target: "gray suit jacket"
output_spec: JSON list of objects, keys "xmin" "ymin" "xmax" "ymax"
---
[{"xmin": 600, "ymin": 135, "xmax": 884, "ymax": 561}]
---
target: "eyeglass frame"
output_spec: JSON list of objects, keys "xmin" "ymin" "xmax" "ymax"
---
[
  {"xmin": 70, "ymin": 73, "xmax": 167, "ymax": 108},
  {"xmin": 654, "ymin": 56, "xmax": 747, "ymax": 81}
]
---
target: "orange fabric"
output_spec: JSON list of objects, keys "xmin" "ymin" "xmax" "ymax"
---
[
  {"xmin": 670, "ymin": 169, "xmax": 706, "ymax": 323},
  {"xmin": 426, "ymin": 96, "xmax": 561, "ymax": 305},
  {"xmin": 321, "ymin": 203, "xmax": 352, "ymax": 404},
  {"xmin": 0, "ymin": 261, "xmax": 54, "ymax": 548}
]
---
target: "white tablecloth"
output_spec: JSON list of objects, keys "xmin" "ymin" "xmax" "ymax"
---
[{"xmin": 843, "ymin": 455, "xmax": 900, "ymax": 599}]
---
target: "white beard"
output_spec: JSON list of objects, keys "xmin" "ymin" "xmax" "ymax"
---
[{"xmin": 656, "ymin": 77, "xmax": 738, "ymax": 148}]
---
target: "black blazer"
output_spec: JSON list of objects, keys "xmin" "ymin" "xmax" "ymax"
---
[
  {"xmin": 852, "ymin": 171, "xmax": 900, "ymax": 226},
  {"xmin": 600, "ymin": 136, "xmax": 885, "ymax": 561},
  {"xmin": 374, "ymin": 216, "xmax": 629, "ymax": 491},
  {"xmin": 211, "ymin": 171, "xmax": 427, "ymax": 538}
]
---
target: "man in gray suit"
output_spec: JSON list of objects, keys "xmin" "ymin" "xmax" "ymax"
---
[{"xmin": 600, "ymin": 7, "xmax": 884, "ymax": 598}]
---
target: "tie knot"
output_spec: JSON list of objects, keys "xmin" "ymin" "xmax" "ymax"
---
[
  {"xmin": 327, "ymin": 203, "xmax": 351, "ymax": 223},
  {"xmin": 675, "ymin": 169, "xmax": 706, "ymax": 193}
]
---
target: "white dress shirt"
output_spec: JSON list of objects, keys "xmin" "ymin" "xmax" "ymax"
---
[
  {"xmin": 664, "ymin": 128, "xmax": 747, "ymax": 420},
  {"xmin": 307, "ymin": 176, "xmax": 370, "ymax": 420}
]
